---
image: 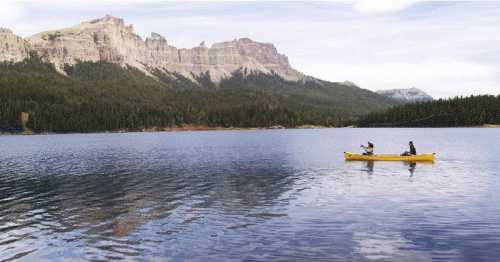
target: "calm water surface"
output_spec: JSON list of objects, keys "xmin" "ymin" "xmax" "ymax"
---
[{"xmin": 0, "ymin": 128, "xmax": 499, "ymax": 261}]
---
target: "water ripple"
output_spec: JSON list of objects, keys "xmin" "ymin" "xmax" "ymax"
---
[{"xmin": 0, "ymin": 129, "xmax": 499, "ymax": 261}]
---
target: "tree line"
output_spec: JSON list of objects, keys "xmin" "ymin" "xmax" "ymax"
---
[
  {"xmin": 0, "ymin": 55, "xmax": 394, "ymax": 133},
  {"xmin": 358, "ymin": 95, "xmax": 500, "ymax": 127}
]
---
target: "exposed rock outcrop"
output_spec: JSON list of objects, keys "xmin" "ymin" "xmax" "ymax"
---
[
  {"xmin": 0, "ymin": 28, "xmax": 30, "ymax": 62},
  {"xmin": 29, "ymin": 16, "xmax": 151, "ymax": 73},
  {"xmin": 377, "ymin": 87, "xmax": 433, "ymax": 103},
  {"xmin": 1, "ymin": 15, "xmax": 304, "ymax": 82}
]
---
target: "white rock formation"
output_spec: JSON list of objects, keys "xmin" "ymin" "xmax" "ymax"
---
[
  {"xmin": 377, "ymin": 87, "xmax": 433, "ymax": 103},
  {"xmin": 0, "ymin": 28, "xmax": 30, "ymax": 62},
  {"xmin": 2, "ymin": 15, "xmax": 304, "ymax": 82},
  {"xmin": 29, "ymin": 16, "xmax": 153, "ymax": 73}
]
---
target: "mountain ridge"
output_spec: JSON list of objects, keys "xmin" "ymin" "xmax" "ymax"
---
[
  {"xmin": 1, "ymin": 15, "xmax": 304, "ymax": 83},
  {"xmin": 0, "ymin": 15, "xmax": 400, "ymax": 132}
]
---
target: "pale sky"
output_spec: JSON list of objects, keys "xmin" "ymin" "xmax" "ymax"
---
[{"xmin": 2, "ymin": 0, "xmax": 500, "ymax": 98}]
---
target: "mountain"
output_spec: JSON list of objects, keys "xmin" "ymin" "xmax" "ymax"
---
[
  {"xmin": 0, "ymin": 28, "xmax": 30, "ymax": 62},
  {"xmin": 0, "ymin": 16, "xmax": 397, "ymax": 132},
  {"xmin": 4, "ymin": 15, "xmax": 302, "ymax": 82},
  {"xmin": 376, "ymin": 88, "xmax": 433, "ymax": 103}
]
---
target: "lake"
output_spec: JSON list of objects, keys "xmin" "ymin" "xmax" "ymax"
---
[{"xmin": 0, "ymin": 128, "xmax": 499, "ymax": 261}]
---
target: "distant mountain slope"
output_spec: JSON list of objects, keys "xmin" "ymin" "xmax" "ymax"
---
[
  {"xmin": 0, "ymin": 15, "xmax": 399, "ymax": 133},
  {"xmin": 0, "ymin": 57, "xmax": 395, "ymax": 132},
  {"xmin": 377, "ymin": 88, "xmax": 433, "ymax": 103}
]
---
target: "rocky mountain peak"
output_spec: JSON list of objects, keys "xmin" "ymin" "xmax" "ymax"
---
[
  {"xmin": 64, "ymin": 15, "xmax": 135, "ymax": 37},
  {"xmin": 377, "ymin": 87, "xmax": 433, "ymax": 103},
  {"xmin": 0, "ymin": 28, "xmax": 30, "ymax": 63},
  {"xmin": 1, "ymin": 16, "xmax": 304, "ymax": 82},
  {"xmin": 93, "ymin": 14, "xmax": 123, "ymax": 23},
  {"xmin": 147, "ymin": 32, "xmax": 167, "ymax": 44},
  {"xmin": 0, "ymin": 28, "xmax": 14, "ymax": 34},
  {"xmin": 87, "ymin": 15, "xmax": 127, "ymax": 29},
  {"xmin": 237, "ymin": 38, "xmax": 255, "ymax": 43}
]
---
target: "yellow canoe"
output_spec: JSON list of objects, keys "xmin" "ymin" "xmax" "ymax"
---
[{"xmin": 344, "ymin": 152, "xmax": 435, "ymax": 162}]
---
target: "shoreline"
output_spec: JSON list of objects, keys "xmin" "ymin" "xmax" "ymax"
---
[
  {"xmin": 482, "ymin": 124, "xmax": 500, "ymax": 128},
  {"xmin": 1, "ymin": 124, "xmax": 498, "ymax": 136},
  {"xmin": 0, "ymin": 125, "xmax": 331, "ymax": 136},
  {"xmin": 161, "ymin": 124, "xmax": 330, "ymax": 132}
]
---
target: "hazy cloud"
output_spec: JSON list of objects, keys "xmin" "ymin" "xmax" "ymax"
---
[{"xmin": 353, "ymin": 0, "xmax": 422, "ymax": 14}]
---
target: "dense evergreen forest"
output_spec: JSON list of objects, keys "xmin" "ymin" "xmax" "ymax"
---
[
  {"xmin": 0, "ymin": 56, "xmax": 395, "ymax": 133},
  {"xmin": 358, "ymin": 95, "xmax": 500, "ymax": 127}
]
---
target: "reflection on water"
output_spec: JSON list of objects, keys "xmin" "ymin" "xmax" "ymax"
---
[
  {"xmin": 406, "ymin": 162, "xmax": 417, "ymax": 176},
  {"xmin": 0, "ymin": 128, "xmax": 500, "ymax": 261},
  {"xmin": 363, "ymin": 161, "xmax": 419, "ymax": 176},
  {"xmin": 366, "ymin": 161, "xmax": 374, "ymax": 174}
]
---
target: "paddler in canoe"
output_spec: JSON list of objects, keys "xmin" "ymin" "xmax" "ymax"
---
[
  {"xmin": 360, "ymin": 142, "xmax": 374, "ymax": 155},
  {"xmin": 401, "ymin": 141, "xmax": 417, "ymax": 156},
  {"xmin": 345, "ymin": 141, "xmax": 434, "ymax": 161}
]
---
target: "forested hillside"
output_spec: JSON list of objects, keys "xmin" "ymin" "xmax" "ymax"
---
[
  {"xmin": 0, "ymin": 56, "xmax": 395, "ymax": 133},
  {"xmin": 358, "ymin": 95, "xmax": 500, "ymax": 127}
]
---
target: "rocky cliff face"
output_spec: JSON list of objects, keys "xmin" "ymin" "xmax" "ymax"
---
[
  {"xmin": 29, "ymin": 16, "xmax": 165, "ymax": 73},
  {"xmin": 376, "ymin": 87, "xmax": 433, "ymax": 103},
  {"xmin": 0, "ymin": 28, "xmax": 30, "ymax": 63},
  {"xmin": 2, "ymin": 15, "xmax": 303, "ymax": 82}
]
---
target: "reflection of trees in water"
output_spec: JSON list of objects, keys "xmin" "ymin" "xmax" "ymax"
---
[
  {"xmin": 0, "ymin": 151, "xmax": 297, "ymax": 244},
  {"xmin": 194, "ymin": 158, "xmax": 297, "ymax": 212}
]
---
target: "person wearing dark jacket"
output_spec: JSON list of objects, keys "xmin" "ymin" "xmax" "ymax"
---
[
  {"xmin": 401, "ymin": 141, "xmax": 417, "ymax": 156},
  {"xmin": 361, "ymin": 142, "xmax": 374, "ymax": 155}
]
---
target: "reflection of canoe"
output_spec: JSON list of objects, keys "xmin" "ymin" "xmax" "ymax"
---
[{"xmin": 344, "ymin": 152, "xmax": 435, "ymax": 162}]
